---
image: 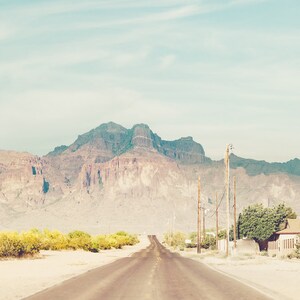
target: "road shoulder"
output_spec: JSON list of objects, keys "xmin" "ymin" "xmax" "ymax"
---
[
  {"xmin": 175, "ymin": 248, "xmax": 300, "ymax": 300},
  {"xmin": 0, "ymin": 235, "xmax": 149, "ymax": 300}
]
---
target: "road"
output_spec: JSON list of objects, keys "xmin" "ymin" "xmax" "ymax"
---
[{"xmin": 25, "ymin": 236, "xmax": 270, "ymax": 300}]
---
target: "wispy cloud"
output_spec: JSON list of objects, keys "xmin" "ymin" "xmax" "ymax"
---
[
  {"xmin": 160, "ymin": 55, "xmax": 176, "ymax": 70},
  {"xmin": 0, "ymin": 0, "xmax": 298, "ymax": 161},
  {"xmin": 0, "ymin": 22, "xmax": 14, "ymax": 41}
]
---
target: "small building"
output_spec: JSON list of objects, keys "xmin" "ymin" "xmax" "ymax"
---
[{"xmin": 268, "ymin": 219, "xmax": 300, "ymax": 257}]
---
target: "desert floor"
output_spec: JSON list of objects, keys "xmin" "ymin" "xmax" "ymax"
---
[
  {"xmin": 1, "ymin": 237, "xmax": 300, "ymax": 300},
  {"xmin": 179, "ymin": 249, "xmax": 300, "ymax": 300},
  {"xmin": 0, "ymin": 235, "xmax": 150, "ymax": 300}
]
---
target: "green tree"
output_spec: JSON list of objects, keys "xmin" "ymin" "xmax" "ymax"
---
[
  {"xmin": 271, "ymin": 203, "xmax": 297, "ymax": 231},
  {"xmin": 238, "ymin": 203, "xmax": 297, "ymax": 249},
  {"xmin": 239, "ymin": 204, "xmax": 274, "ymax": 241}
]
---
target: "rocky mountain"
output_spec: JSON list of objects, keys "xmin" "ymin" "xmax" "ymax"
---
[
  {"xmin": 48, "ymin": 122, "xmax": 208, "ymax": 164},
  {"xmin": 230, "ymin": 154, "xmax": 300, "ymax": 177},
  {"xmin": 0, "ymin": 122, "xmax": 299, "ymax": 234}
]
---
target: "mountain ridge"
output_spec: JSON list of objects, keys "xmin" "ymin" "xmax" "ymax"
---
[
  {"xmin": 46, "ymin": 122, "xmax": 300, "ymax": 177},
  {"xmin": 47, "ymin": 122, "xmax": 209, "ymax": 165},
  {"xmin": 0, "ymin": 122, "xmax": 299, "ymax": 233}
]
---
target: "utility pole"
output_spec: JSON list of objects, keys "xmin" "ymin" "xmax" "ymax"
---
[
  {"xmin": 197, "ymin": 176, "xmax": 201, "ymax": 254},
  {"xmin": 216, "ymin": 192, "xmax": 219, "ymax": 250},
  {"xmin": 225, "ymin": 144, "xmax": 230, "ymax": 256},
  {"xmin": 203, "ymin": 205, "xmax": 206, "ymax": 239},
  {"xmin": 233, "ymin": 176, "xmax": 237, "ymax": 249}
]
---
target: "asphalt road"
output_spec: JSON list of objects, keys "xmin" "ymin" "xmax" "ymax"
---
[{"xmin": 25, "ymin": 236, "xmax": 270, "ymax": 300}]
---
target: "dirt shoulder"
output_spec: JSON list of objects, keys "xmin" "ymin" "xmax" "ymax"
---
[
  {"xmin": 0, "ymin": 235, "xmax": 149, "ymax": 300},
  {"xmin": 178, "ymin": 248, "xmax": 300, "ymax": 300}
]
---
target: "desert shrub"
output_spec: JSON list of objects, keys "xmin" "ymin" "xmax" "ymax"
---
[
  {"xmin": 0, "ymin": 232, "xmax": 25, "ymax": 257},
  {"xmin": 218, "ymin": 230, "xmax": 227, "ymax": 239},
  {"xmin": 260, "ymin": 250, "xmax": 269, "ymax": 257},
  {"xmin": 67, "ymin": 230, "xmax": 92, "ymax": 251},
  {"xmin": 91, "ymin": 232, "xmax": 139, "ymax": 250},
  {"xmin": 164, "ymin": 231, "xmax": 186, "ymax": 249},
  {"xmin": 295, "ymin": 239, "xmax": 300, "ymax": 258},
  {"xmin": 0, "ymin": 229, "xmax": 139, "ymax": 256},
  {"xmin": 89, "ymin": 237, "xmax": 100, "ymax": 253},
  {"xmin": 41, "ymin": 229, "xmax": 69, "ymax": 250},
  {"xmin": 108, "ymin": 235, "xmax": 123, "ymax": 249},
  {"xmin": 115, "ymin": 231, "xmax": 128, "ymax": 236},
  {"xmin": 201, "ymin": 235, "xmax": 216, "ymax": 250},
  {"xmin": 187, "ymin": 232, "xmax": 197, "ymax": 247},
  {"xmin": 288, "ymin": 236, "xmax": 300, "ymax": 259},
  {"xmin": 108, "ymin": 234, "xmax": 129, "ymax": 249},
  {"xmin": 20, "ymin": 229, "xmax": 42, "ymax": 254},
  {"xmin": 92, "ymin": 235, "xmax": 112, "ymax": 250},
  {"xmin": 0, "ymin": 229, "xmax": 43, "ymax": 257},
  {"xmin": 114, "ymin": 232, "xmax": 139, "ymax": 246}
]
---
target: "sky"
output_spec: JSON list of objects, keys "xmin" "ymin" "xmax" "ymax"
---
[{"xmin": 0, "ymin": 0, "xmax": 299, "ymax": 162}]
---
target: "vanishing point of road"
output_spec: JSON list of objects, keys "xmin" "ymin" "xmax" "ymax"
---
[{"xmin": 25, "ymin": 236, "xmax": 270, "ymax": 300}]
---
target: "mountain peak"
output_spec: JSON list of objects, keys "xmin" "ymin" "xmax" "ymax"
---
[
  {"xmin": 97, "ymin": 122, "xmax": 126, "ymax": 132},
  {"xmin": 47, "ymin": 122, "xmax": 208, "ymax": 164},
  {"xmin": 131, "ymin": 124, "xmax": 154, "ymax": 149}
]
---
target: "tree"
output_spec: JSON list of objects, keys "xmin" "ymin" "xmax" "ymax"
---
[
  {"xmin": 238, "ymin": 204, "xmax": 274, "ymax": 242},
  {"xmin": 238, "ymin": 203, "xmax": 297, "ymax": 249},
  {"xmin": 271, "ymin": 203, "xmax": 297, "ymax": 231}
]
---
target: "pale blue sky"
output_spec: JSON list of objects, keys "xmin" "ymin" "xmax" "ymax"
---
[{"xmin": 0, "ymin": 0, "xmax": 299, "ymax": 161}]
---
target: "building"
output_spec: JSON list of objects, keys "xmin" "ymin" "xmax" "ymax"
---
[{"xmin": 268, "ymin": 219, "xmax": 300, "ymax": 257}]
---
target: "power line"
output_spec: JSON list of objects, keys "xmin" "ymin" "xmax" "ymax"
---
[{"xmin": 207, "ymin": 186, "xmax": 226, "ymax": 218}]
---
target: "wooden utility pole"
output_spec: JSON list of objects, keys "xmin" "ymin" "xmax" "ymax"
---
[
  {"xmin": 215, "ymin": 192, "xmax": 219, "ymax": 250},
  {"xmin": 197, "ymin": 176, "xmax": 201, "ymax": 254},
  {"xmin": 233, "ymin": 176, "xmax": 237, "ymax": 249},
  {"xmin": 225, "ymin": 144, "xmax": 230, "ymax": 256},
  {"xmin": 203, "ymin": 205, "xmax": 206, "ymax": 239}
]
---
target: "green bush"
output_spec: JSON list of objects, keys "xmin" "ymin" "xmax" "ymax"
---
[
  {"xmin": 288, "ymin": 236, "xmax": 300, "ymax": 259},
  {"xmin": 188, "ymin": 232, "xmax": 197, "ymax": 247},
  {"xmin": 218, "ymin": 230, "xmax": 227, "ymax": 239},
  {"xmin": 201, "ymin": 235, "xmax": 216, "ymax": 250}
]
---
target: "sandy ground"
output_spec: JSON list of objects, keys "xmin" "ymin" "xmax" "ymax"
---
[
  {"xmin": 0, "ymin": 235, "xmax": 150, "ymax": 300},
  {"xmin": 2, "ymin": 236, "xmax": 299, "ymax": 300},
  {"xmin": 178, "ymin": 248, "xmax": 300, "ymax": 300}
]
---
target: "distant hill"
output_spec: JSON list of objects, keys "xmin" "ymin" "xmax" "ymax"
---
[{"xmin": 230, "ymin": 154, "xmax": 300, "ymax": 177}]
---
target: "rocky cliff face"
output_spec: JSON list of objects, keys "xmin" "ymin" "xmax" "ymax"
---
[
  {"xmin": 0, "ymin": 151, "xmax": 60, "ymax": 209},
  {"xmin": 0, "ymin": 122, "xmax": 299, "ymax": 233}
]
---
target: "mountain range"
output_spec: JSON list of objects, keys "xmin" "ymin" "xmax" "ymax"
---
[{"xmin": 0, "ymin": 122, "xmax": 299, "ymax": 233}]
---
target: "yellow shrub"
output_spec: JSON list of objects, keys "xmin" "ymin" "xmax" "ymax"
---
[
  {"xmin": 20, "ymin": 229, "xmax": 42, "ymax": 254},
  {"xmin": 67, "ymin": 230, "xmax": 92, "ymax": 251},
  {"xmin": 41, "ymin": 229, "xmax": 68, "ymax": 250},
  {"xmin": 0, "ymin": 232, "xmax": 25, "ymax": 257}
]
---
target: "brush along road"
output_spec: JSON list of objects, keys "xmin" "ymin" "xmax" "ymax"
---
[{"xmin": 25, "ymin": 236, "xmax": 270, "ymax": 300}]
